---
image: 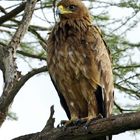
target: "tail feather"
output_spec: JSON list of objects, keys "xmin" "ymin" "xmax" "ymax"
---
[{"xmin": 94, "ymin": 86, "xmax": 112, "ymax": 140}]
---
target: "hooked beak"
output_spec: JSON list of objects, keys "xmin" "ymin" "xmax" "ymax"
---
[{"xmin": 56, "ymin": 5, "xmax": 72, "ymax": 15}]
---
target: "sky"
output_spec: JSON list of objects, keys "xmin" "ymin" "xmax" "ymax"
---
[{"xmin": 0, "ymin": 0, "xmax": 140, "ymax": 140}]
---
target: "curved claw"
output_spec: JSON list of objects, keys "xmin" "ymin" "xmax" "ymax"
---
[
  {"xmin": 57, "ymin": 120, "xmax": 67, "ymax": 128},
  {"xmin": 83, "ymin": 114, "xmax": 104, "ymax": 129},
  {"xmin": 59, "ymin": 119, "xmax": 84, "ymax": 128},
  {"xmin": 75, "ymin": 118, "xmax": 87, "ymax": 125},
  {"xmin": 64, "ymin": 119, "xmax": 77, "ymax": 127},
  {"xmin": 58, "ymin": 114, "xmax": 103, "ymax": 129},
  {"xmin": 57, "ymin": 119, "xmax": 75, "ymax": 128},
  {"xmin": 61, "ymin": 120, "xmax": 68, "ymax": 126}
]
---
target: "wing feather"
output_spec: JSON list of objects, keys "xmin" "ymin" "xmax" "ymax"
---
[
  {"xmin": 91, "ymin": 26, "xmax": 114, "ymax": 117},
  {"xmin": 50, "ymin": 76, "xmax": 71, "ymax": 119}
]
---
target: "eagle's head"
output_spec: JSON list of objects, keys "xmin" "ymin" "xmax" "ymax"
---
[{"xmin": 56, "ymin": 0, "xmax": 90, "ymax": 20}]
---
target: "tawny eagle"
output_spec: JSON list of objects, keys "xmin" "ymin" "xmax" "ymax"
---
[{"xmin": 47, "ymin": 0, "xmax": 114, "ymax": 139}]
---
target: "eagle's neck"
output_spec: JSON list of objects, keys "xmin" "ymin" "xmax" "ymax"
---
[
  {"xmin": 58, "ymin": 17, "xmax": 92, "ymax": 32},
  {"xmin": 50, "ymin": 17, "xmax": 92, "ymax": 47}
]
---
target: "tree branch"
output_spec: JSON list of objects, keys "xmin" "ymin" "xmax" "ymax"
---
[
  {"xmin": 0, "ymin": 2, "xmax": 26, "ymax": 25},
  {"xmin": 1, "ymin": 66, "xmax": 47, "ymax": 111},
  {"xmin": 12, "ymin": 111, "xmax": 140, "ymax": 140},
  {"xmin": 42, "ymin": 105, "xmax": 55, "ymax": 132},
  {"xmin": 0, "ymin": 0, "xmax": 38, "ymax": 126},
  {"xmin": 9, "ymin": 0, "xmax": 37, "ymax": 49},
  {"xmin": 0, "ymin": 0, "xmax": 40, "ymax": 25},
  {"xmin": 17, "ymin": 50, "xmax": 46, "ymax": 61},
  {"xmin": 0, "ymin": 66, "xmax": 47, "ymax": 126}
]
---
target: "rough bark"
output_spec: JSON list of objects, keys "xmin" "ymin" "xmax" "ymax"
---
[
  {"xmin": 12, "ymin": 109, "xmax": 140, "ymax": 140},
  {"xmin": 0, "ymin": 0, "xmax": 38, "ymax": 126}
]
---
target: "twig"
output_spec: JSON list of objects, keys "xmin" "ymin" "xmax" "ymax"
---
[
  {"xmin": 17, "ymin": 50, "xmax": 46, "ymax": 61},
  {"xmin": 42, "ymin": 105, "xmax": 55, "ymax": 131},
  {"xmin": 0, "ymin": 2, "xmax": 26, "ymax": 25},
  {"xmin": 0, "ymin": 0, "xmax": 41, "ymax": 25}
]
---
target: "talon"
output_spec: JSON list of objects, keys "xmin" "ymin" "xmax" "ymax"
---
[
  {"xmin": 58, "ymin": 119, "xmax": 75, "ymax": 127},
  {"xmin": 61, "ymin": 120, "xmax": 68, "ymax": 126},
  {"xmin": 76, "ymin": 118, "xmax": 87, "ymax": 126},
  {"xmin": 57, "ymin": 120, "xmax": 68, "ymax": 128},
  {"xmin": 83, "ymin": 114, "xmax": 104, "ymax": 129},
  {"xmin": 64, "ymin": 120, "xmax": 75, "ymax": 127},
  {"xmin": 83, "ymin": 124, "xmax": 88, "ymax": 130},
  {"xmin": 97, "ymin": 113, "xmax": 103, "ymax": 119},
  {"xmin": 60, "ymin": 118, "xmax": 82, "ymax": 127},
  {"xmin": 74, "ymin": 119, "xmax": 82, "ymax": 125}
]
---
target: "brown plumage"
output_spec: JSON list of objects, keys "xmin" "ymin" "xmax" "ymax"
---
[{"xmin": 47, "ymin": 0, "xmax": 114, "ymax": 139}]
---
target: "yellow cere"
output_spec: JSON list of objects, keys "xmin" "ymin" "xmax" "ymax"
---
[{"xmin": 58, "ymin": 5, "xmax": 73, "ymax": 14}]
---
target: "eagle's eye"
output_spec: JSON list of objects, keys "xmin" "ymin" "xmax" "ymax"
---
[{"xmin": 68, "ymin": 5, "xmax": 77, "ymax": 11}]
